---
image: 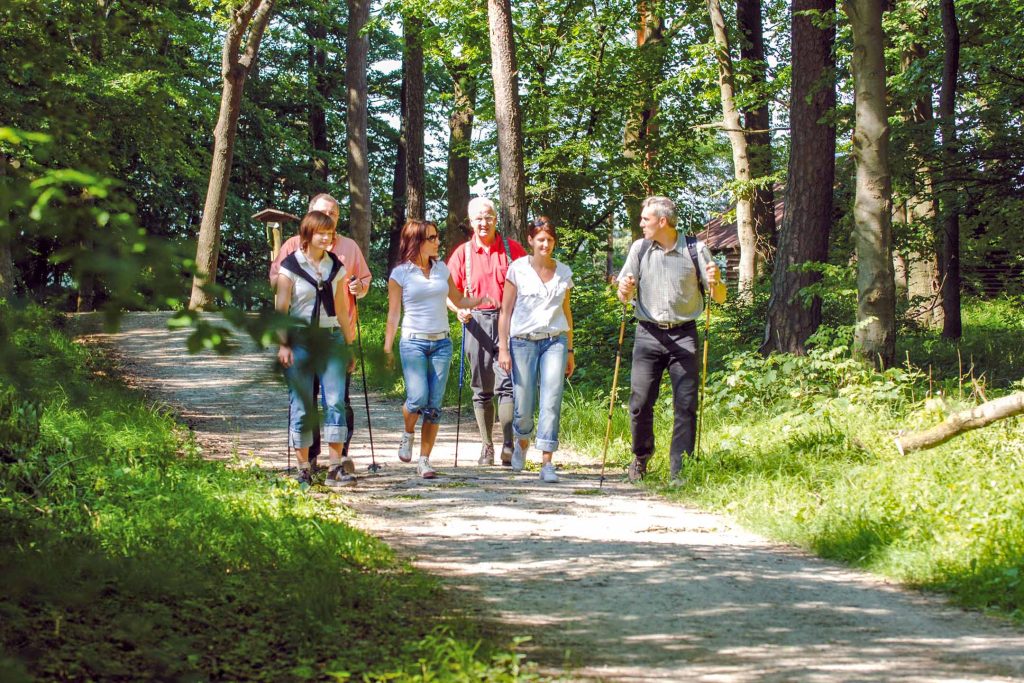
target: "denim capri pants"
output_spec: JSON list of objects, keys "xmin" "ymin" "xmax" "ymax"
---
[
  {"xmin": 284, "ymin": 328, "xmax": 349, "ymax": 449},
  {"xmin": 399, "ymin": 336, "xmax": 453, "ymax": 424}
]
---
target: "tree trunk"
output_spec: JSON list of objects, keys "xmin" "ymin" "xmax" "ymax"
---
[
  {"xmin": 307, "ymin": 17, "xmax": 329, "ymax": 182},
  {"xmin": 761, "ymin": 0, "xmax": 836, "ymax": 355},
  {"xmin": 488, "ymin": 0, "xmax": 528, "ymax": 244},
  {"xmin": 446, "ymin": 64, "xmax": 476, "ymax": 255},
  {"xmin": 346, "ymin": 0, "xmax": 372, "ymax": 258},
  {"xmin": 708, "ymin": 0, "xmax": 756, "ymax": 302},
  {"xmin": 895, "ymin": 392, "xmax": 1024, "ymax": 455},
  {"xmin": 387, "ymin": 77, "xmax": 407, "ymax": 274},
  {"xmin": 938, "ymin": 0, "xmax": 961, "ymax": 339},
  {"xmin": 403, "ymin": 13, "xmax": 426, "ymax": 221},
  {"xmin": 189, "ymin": 0, "xmax": 275, "ymax": 311},
  {"xmin": 0, "ymin": 158, "xmax": 15, "ymax": 301},
  {"xmin": 844, "ymin": 0, "xmax": 896, "ymax": 368},
  {"xmin": 736, "ymin": 0, "xmax": 776, "ymax": 261},
  {"xmin": 623, "ymin": 2, "xmax": 665, "ymax": 241}
]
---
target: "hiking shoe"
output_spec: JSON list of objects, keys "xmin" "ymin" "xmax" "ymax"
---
[
  {"xmin": 325, "ymin": 465, "xmax": 357, "ymax": 488},
  {"xmin": 510, "ymin": 441, "xmax": 526, "ymax": 472},
  {"xmin": 340, "ymin": 456, "xmax": 356, "ymax": 475},
  {"xmin": 500, "ymin": 445, "xmax": 513, "ymax": 467},
  {"xmin": 293, "ymin": 468, "xmax": 313, "ymax": 486},
  {"xmin": 668, "ymin": 475, "xmax": 686, "ymax": 488},
  {"xmin": 627, "ymin": 458, "xmax": 647, "ymax": 483},
  {"xmin": 308, "ymin": 454, "xmax": 319, "ymax": 471},
  {"xmin": 477, "ymin": 443, "xmax": 495, "ymax": 466},
  {"xmin": 539, "ymin": 463, "xmax": 559, "ymax": 483},
  {"xmin": 398, "ymin": 432, "xmax": 415, "ymax": 463},
  {"xmin": 416, "ymin": 457, "xmax": 437, "ymax": 479}
]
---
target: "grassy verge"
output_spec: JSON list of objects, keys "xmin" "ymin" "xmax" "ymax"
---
[
  {"xmin": 0, "ymin": 304, "xmax": 549, "ymax": 681},
  {"xmin": 354, "ymin": 287, "xmax": 1024, "ymax": 620}
]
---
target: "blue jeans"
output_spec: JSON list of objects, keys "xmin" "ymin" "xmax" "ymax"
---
[
  {"xmin": 399, "ymin": 336, "xmax": 453, "ymax": 424},
  {"xmin": 285, "ymin": 330, "xmax": 348, "ymax": 449},
  {"xmin": 510, "ymin": 334, "xmax": 568, "ymax": 452}
]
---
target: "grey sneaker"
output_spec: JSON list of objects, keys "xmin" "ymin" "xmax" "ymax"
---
[
  {"xmin": 477, "ymin": 443, "xmax": 495, "ymax": 466},
  {"xmin": 500, "ymin": 445, "xmax": 513, "ymax": 467},
  {"xmin": 340, "ymin": 456, "xmax": 356, "ymax": 475},
  {"xmin": 416, "ymin": 457, "xmax": 437, "ymax": 479},
  {"xmin": 293, "ymin": 468, "xmax": 313, "ymax": 486},
  {"xmin": 325, "ymin": 465, "xmax": 357, "ymax": 488},
  {"xmin": 627, "ymin": 458, "xmax": 647, "ymax": 483},
  {"xmin": 510, "ymin": 441, "xmax": 526, "ymax": 472},
  {"xmin": 539, "ymin": 463, "xmax": 559, "ymax": 483},
  {"xmin": 398, "ymin": 432, "xmax": 415, "ymax": 463}
]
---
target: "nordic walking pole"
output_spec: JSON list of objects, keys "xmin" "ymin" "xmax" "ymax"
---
[
  {"xmin": 454, "ymin": 323, "xmax": 467, "ymax": 468},
  {"xmin": 350, "ymin": 276, "xmax": 379, "ymax": 473},
  {"xmin": 599, "ymin": 303, "xmax": 629, "ymax": 488},
  {"xmin": 696, "ymin": 298, "xmax": 711, "ymax": 461}
]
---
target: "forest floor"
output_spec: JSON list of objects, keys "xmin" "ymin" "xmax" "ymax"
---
[{"xmin": 76, "ymin": 311, "xmax": 1024, "ymax": 682}]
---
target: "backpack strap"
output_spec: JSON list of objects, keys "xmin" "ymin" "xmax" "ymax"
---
[{"xmin": 684, "ymin": 235, "xmax": 706, "ymax": 306}]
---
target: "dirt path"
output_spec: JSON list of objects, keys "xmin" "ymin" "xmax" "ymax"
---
[{"xmin": 78, "ymin": 311, "xmax": 1024, "ymax": 682}]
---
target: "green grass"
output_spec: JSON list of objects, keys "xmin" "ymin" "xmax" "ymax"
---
[{"xmin": 0, "ymin": 303, "xmax": 552, "ymax": 681}]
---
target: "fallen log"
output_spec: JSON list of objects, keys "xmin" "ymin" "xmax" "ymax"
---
[{"xmin": 895, "ymin": 392, "xmax": 1024, "ymax": 455}]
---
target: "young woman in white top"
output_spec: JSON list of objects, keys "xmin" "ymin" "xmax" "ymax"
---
[
  {"xmin": 497, "ymin": 217, "xmax": 575, "ymax": 483},
  {"xmin": 384, "ymin": 219, "xmax": 494, "ymax": 479},
  {"xmin": 276, "ymin": 210, "xmax": 356, "ymax": 488}
]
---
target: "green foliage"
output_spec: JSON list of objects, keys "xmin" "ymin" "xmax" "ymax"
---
[{"xmin": 0, "ymin": 306, "xmax": 551, "ymax": 680}]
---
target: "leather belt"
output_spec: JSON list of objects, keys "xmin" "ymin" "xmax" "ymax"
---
[
  {"xmin": 402, "ymin": 331, "xmax": 450, "ymax": 341},
  {"xmin": 514, "ymin": 331, "xmax": 564, "ymax": 341},
  {"xmin": 640, "ymin": 319, "xmax": 694, "ymax": 331}
]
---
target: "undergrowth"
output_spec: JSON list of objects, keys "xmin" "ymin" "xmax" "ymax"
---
[{"xmin": 0, "ymin": 302, "xmax": 551, "ymax": 681}]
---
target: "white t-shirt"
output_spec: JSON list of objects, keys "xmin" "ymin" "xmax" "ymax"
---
[
  {"xmin": 390, "ymin": 260, "xmax": 451, "ymax": 334},
  {"xmin": 506, "ymin": 256, "xmax": 573, "ymax": 337},
  {"xmin": 279, "ymin": 249, "xmax": 347, "ymax": 328}
]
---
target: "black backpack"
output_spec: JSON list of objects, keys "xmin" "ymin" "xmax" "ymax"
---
[{"xmin": 279, "ymin": 250, "xmax": 344, "ymax": 326}]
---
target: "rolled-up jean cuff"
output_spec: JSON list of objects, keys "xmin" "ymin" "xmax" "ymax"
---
[
  {"xmin": 411, "ymin": 405, "xmax": 442, "ymax": 424},
  {"xmin": 534, "ymin": 438, "xmax": 559, "ymax": 453},
  {"xmin": 323, "ymin": 425, "xmax": 347, "ymax": 444},
  {"xmin": 289, "ymin": 430, "xmax": 311, "ymax": 449}
]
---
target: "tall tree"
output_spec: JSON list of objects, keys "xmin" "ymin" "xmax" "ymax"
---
[
  {"xmin": 0, "ymin": 157, "xmax": 15, "ymax": 301},
  {"xmin": 623, "ymin": 2, "xmax": 665, "ymax": 240},
  {"xmin": 487, "ymin": 0, "xmax": 528, "ymax": 244},
  {"xmin": 346, "ymin": 0, "xmax": 372, "ymax": 258},
  {"xmin": 736, "ymin": 0, "xmax": 776, "ymax": 257},
  {"xmin": 403, "ymin": 12, "xmax": 426, "ymax": 221},
  {"xmin": 445, "ymin": 63, "xmax": 476, "ymax": 254},
  {"xmin": 189, "ymin": 0, "xmax": 276, "ymax": 311},
  {"xmin": 307, "ymin": 15, "xmax": 330, "ymax": 182},
  {"xmin": 761, "ymin": 0, "xmax": 836, "ymax": 355},
  {"xmin": 843, "ymin": 0, "xmax": 896, "ymax": 366},
  {"xmin": 387, "ymin": 77, "xmax": 407, "ymax": 273},
  {"xmin": 708, "ymin": 0, "xmax": 756, "ymax": 301},
  {"xmin": 938, "ymin": 0, "xmax": 961, "ymax": 339}
]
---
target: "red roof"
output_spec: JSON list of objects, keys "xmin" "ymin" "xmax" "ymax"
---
[{"xmin": 699, "ymin": 190, "xmax": 785, "ymax": 251}]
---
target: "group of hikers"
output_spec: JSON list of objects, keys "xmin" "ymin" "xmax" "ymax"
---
[{"xmin": 269, "ymin": 192, "xmax": 725, "ymax": 489}]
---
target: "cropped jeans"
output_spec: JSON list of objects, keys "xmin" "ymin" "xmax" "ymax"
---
[
  {"xmin": 285, "ymin": 329, "xmax": 348, "ymax": 449},
  {"xmin": 399, "ymin": 336, "xmax": 453, "ymax": 424},
  {"xmin": 510, "ymin": 333, "xmax": 569, "ymax": 453}
]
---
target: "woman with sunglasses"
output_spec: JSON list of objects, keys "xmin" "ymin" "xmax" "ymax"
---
[
  {"xmin": 497, "ymin": 217, "xmax": 574, "ymax": 483},
  {"xmin": 384, "ymin": 220, "xmax": 495, "ymax": 478}
]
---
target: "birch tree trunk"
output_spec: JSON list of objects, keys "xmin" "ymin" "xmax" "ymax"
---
[
  {"xmin": 761, "ymin": 0, "xmax": 836, "ymax": 355},
  {"xmin": 844, "ymin": 0, "xmax": 896, "ymax": 367},
  {"xmin": 189, "ymin": 0, "xmax": 275, "ymax": 311},
  {"xmin": 708, "ymin": 0, "xmax": 756, "ymax": 301},
  {"xmin": 488, "ymin": 0, "xmax": 528, "ymax": 245},
  {"xmin": 346, "ymin": 0, "xmax": 372, "ymax": 258}
]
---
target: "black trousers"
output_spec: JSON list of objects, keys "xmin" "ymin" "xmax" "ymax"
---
[
  {"xmin": 463, "ymin": 310, "xmax": 513, "ymax": 408},
  {"xmin": 628, "ymin": 320, "xmax": 699, "ymax": 475}
]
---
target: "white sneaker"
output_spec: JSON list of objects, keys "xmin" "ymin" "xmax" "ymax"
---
[
  {"xmin": 511, "ymin": 441, "xmax": 527, "ymax": 472},
  {"xmin": 539, "ymin": 463, "xmax": 559, "ymax": 483},
  {"xmin": 397, "ymin": 432, "xmax": 414, "ymax": 463},
  {"xmin": 416, "ymin": 457, "xmax": 436, "ymax": 479}
]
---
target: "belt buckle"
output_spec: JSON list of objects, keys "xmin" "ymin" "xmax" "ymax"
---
[{"xmin": 656, "ymin": 321, "xmax": 673, "ymax": 330}]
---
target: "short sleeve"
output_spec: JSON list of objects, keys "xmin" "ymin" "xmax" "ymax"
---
[
  {"xmin": 618, "ymin": 240, "xmax": 642, "ymax": 283},
  {"xmin": 389, "ymin": 263, "xmax": 408, "ymax": 288},
  {"xmin": 447, "ymin": 243, "xmax": 466, "ymax": 291},
  {"xmin": 506, "ymin": 257, "xmax": 525, "ymax": 288},
  {"xmin": 562, "ymin": 263, "xmax": 574, "ymax": 290}
]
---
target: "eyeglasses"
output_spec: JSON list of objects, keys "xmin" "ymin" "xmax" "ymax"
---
[{"xmin": 425, "ymin": 234, "xmax": 439, "ymax": 242}]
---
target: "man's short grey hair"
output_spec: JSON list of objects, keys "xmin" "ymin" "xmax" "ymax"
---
[
  {"xmin": 309, "ymin": 193, "xmax": 339, "ymax": 212},
  {"xmin": 641, "ymin": 196, "xmax": 677, "ymax": 227},
  {"xmin": 468, "ymin": 196, "xmax": 497, "ymax": 216}
]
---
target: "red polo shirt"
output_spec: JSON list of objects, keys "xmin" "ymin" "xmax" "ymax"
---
[{"xmin": 447, "ymin": 234, "xmax": 526, "ymax": 310}]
